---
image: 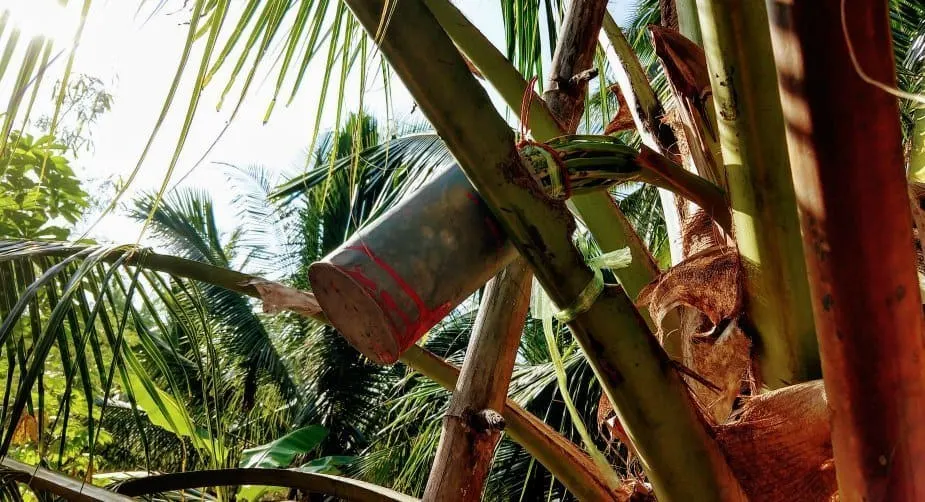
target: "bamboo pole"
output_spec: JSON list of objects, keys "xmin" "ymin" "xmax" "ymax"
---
[
  {"xmin": 765, "ymin": 0, "xmax": 925, "ymax": 498},
  {"xmin": 343, "ymin": 1, "xmax": 745, "ymax": 499},
  {"xmin": 697, "ymin": 0, "xmax": 819, "ymax": 387},
  {"xmin": 422, "ymin": 263, "xmax": 533, "ymax": 501},
  {"xmin": 423, "ymin": 1, "xmax": 615, "ymax": 499}
]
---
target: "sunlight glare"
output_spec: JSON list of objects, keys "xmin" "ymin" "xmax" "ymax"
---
[{"xmin": 3, "ymin": 0, "xmax": 79, "ymax": 42}]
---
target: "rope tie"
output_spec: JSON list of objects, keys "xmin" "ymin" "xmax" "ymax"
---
[{"xmin": 516, "ymin": 77, "xmax": 571, "ymax": 200}]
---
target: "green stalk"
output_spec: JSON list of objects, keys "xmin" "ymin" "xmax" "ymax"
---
[
  {"xmin": 636, "ymin": 146, "xmax": 731, "ymax": 233},
  {"xmin": 2, "ymin": 242, "xmax": 326, "ymax": 322},
  {"xmin": 425, "ymin": 0, "xmax": 666, "ymax": 326},
  {"xmin": 345, "ymin": 1, "xmax": 745, "ymax": 499},
  {"xmin": 676, "ymin": 0, "xmax": 703, "ymax": 46},
  {"xmin": 909, "ymin": 106, "xmax": 925, "ymax": 183},
  {"xmin": 534, "ymin": 288, "xmax": 623, "ymax": 491},
  {"xmin": 909, "ymin": 107, "xmax": 925, "ymax": 235},
  {"xmin": 696, "ymin": 1, "xmax": 819, "ymax": 387},
  {"xmin": 599, "ymin": 13, "xmax": 685, "ymax": 266}
]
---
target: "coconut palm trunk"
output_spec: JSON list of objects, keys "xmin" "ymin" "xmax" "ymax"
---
[{"xmin": 766, "ymin": 0, "xmax": 925, "ymax": 498}]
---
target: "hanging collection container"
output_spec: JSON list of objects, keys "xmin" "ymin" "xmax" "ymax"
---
[
  {"xmin": 309, "ymin": 165, "xmax": 517, "ymax": 364},
  {"xmin": 309, "ymin": 135, "xmax": 643, "ymax": 364}
]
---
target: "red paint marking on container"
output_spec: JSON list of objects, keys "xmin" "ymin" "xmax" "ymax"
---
[
  {"xmin": 408, "ymin": 301, "xmax": 453, "ymax": 346},
  {"xmin": 379, "ymin": 289, "xmax": 414, "ymax": 330},
  {"xmin": 345, "ymin": 266, "xmax": 378, "ymax": 291},
  {"xmin": 347, "ymin": 244, "xmax": 453, "ymax": 348},
  {"xmin": 344, "ymin": 267, "xmax": 402, "ymax": 335}
]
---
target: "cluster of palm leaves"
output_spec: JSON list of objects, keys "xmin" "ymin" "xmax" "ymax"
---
[{"xmin": 0, "ymin": 0, "xmax": 922, "ymax": 500}]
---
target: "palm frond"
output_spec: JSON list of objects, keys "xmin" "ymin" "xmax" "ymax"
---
[
  {"xmin": 500, "ymin": 0, "xmax": 562, "ymax": 89},
  {"xmin": 0, "ymin": 241, "xmax": 228, "ymax": 473},
  {"xmin": 129, "ymin": 191, "xmax": 298, "ymax": 411},
  {"xmin": 892, "ymin": 0, "xmax": 925, "ymax": 143}
]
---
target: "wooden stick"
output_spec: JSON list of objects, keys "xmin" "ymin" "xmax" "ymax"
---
[
  {"xmin": 636, "ymin": 146, "xmax": 731, "ymax": 233},
  {"xmin": 421, "ymin": 262, "xmax": 533, "ymax": 501},
  {"xmin": 403, "ymin": 346, "xmax": 624, "ymax": 501},
  {"xmin": 110, "ymin": 468, "xmax": 416, "ymax": 501},
  {"xmin": 0, "ymin": 457, "xmax": 133, "ymax": 502}
]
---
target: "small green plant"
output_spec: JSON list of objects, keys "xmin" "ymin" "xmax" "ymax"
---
[{"xmin": 0, "ymin": 132, "xmax": 87, "ymax": 240}]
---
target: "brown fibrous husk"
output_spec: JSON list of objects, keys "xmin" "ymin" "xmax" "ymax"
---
[
  {"xmin": 716, "ymin": 380, "xmax": 837, "ymax": 502},
  {"xmin": 635, "ymin": 245, "xmax": 751, "ymax": 422},
  {"xmin": 599, "ymin": 381, "xmax": 836, "ymax": 501}
]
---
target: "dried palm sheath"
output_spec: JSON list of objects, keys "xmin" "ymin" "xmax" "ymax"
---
[
  {"xmin": 600, "ymin": 381, "xmax": 835, "ymax": 502},
  {"xmin": 597, "ymin": 240, "xmax": 837, "ymax": 501},
  {"xmin": 309, "ymin": 137, "xmax": 640, "ymax": 363}
]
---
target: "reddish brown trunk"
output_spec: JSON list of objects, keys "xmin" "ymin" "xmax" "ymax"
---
[{"xmin": 767, "ymin": 0, "xmax": 925, "ymax": 499}]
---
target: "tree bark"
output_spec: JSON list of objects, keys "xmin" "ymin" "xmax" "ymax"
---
[
  {"xmin": 423, "ymin": 2, "xmax": 614, "ymax": 499},
  {"xmin": 542, "ymin": 0, "xmax": 607, "ymax": 131},
  {"xmin": 422, "ymin": 262, "xmax": 532, "ymax": 501},
  {"xmin": 766, "ymin": 0, "xmax": 925, "ymax": 498}
]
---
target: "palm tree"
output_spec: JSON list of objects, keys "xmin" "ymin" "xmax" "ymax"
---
[{"xmin": 0, "ymin": 0, "xmax": 923, "ymax": 500}]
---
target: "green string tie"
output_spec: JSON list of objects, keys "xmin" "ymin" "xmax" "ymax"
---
[{"xmin": 553, "ymin": 248, "xmax": 632, "ymax": 323}]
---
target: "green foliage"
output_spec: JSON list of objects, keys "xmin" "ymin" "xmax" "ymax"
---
[
  {"xmin": 891, "ymin": 0, "xmax": 925, "ymax": 145},
  {"xmin": 123, "ymin": 349, "xmax": 228, "ymax": 463},
  {"xmin": 130, "ymin": 188, "xmax": 298, "ymax": 411},
  {"xmin": 0, "ymin": 132, "xmax": 87, "ymax": 240},
  {"xmin": 0, "ymin": 0, "xmax": 920, "ymax": 499},
  {"xmin": 239, "ymin": 425, "xmax": 327, "ymax": 469}
]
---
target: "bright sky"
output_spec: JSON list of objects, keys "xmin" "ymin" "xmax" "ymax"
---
[{"xmin": 3, "ymin": 0, "xmax": 635, "ymax": 247}]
